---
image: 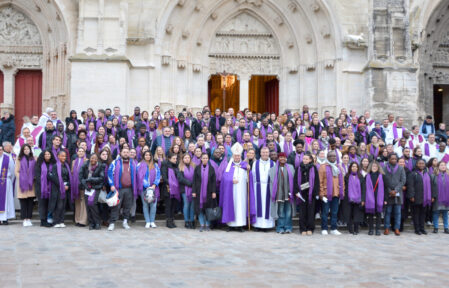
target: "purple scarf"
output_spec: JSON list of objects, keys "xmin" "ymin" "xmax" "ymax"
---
[
  {"xmin": 87, "ymin": 164, "xmax": 98, "ymax": 206},
  {"xmin": 297, "ymin": 165, "xmax": 316, "ymax": 204},
  {"xmin": 200, "ymin": 164, "xmax": 209, "ymax": 208},
  {"xmin": 184, "ymin": 165, "xmax": 194, "ymax": 202},
  {"xmin": 40, "ymin": 162, "xmax": 52, "ymax": 199},
  {"xmin": 283, "ymin": 141, "xmax": 293, "ymax": 155},
  {"xmin": 192, "ymin": 156, "xmax": 201, "ymax": 166},
  {"xmin": 294, "ymin": 153, "xmax": 303, "ymax": 169},
  {"xmin": 438, "ymin": 173, "xmax": 449, "ymax": 206},
  {"xmin": 260, "ymin": 125, "xmax": 272, "ymax": 139},
  {"xmin": 215, "ymin": 117, "xmax": 220, "ymax": 131},
  {"xmin": 386, "ymin": 164, "xmax": 399, "ymax": 174},
  {"xmin": 113, "ymin": 159, "xmax": 138, "ymax": 198},
  {"xmin": 161, "ymin": 136, "xmax": 173, "ymax": 154},
  {"xmin": 271, "ymin": 163, "xmax": 294, "ymax": 203},
  {"xmin": 178, "ymin": 122, "xmax": 185, "ymax": 137},
  {"xmin": 127, "ymin": 129, "xmax": 135, "ymax": 148},
  {"xmin": 41, "ymin": 130, "xmax": 56, "ymax": 149},
  {"xmin": 348, "ymin": 173, "xmax": 361, "ymax": 203},
  {"xmin": 19, "ymin": 157, "xmax": 35, "ymax": 192},
  {"xmin": 418, "ymin": 171, "xmax": 432, "ymax": 207},
  {"xmin": 252, "ymin": 160, "xmax": 274, "ymax": 219},
  {"xmin": 365, "ymin": 173, "xmax": 384, "ymax": 213},
  {"xmin": 87, "ymin": 131, "xmax": 97, "ymax": 146},
  {"xmin": 56, "ymin": 161, "xmax": 72, "ymax": 200},
  {"xmin": 325, "ymin": 164, "xmax": 344, "ymax": 200},
  {"xmin": 370, "ymin": 145, "xmax": 379, "ymax": 157},
  {"xmin": 71, "ymin": 157, "xmax": 85, "ymax": 201},
  {"xmin": 392, "ymin": 123, "xmax": 404, "ymax": 139},
  {"xmin": 0, "ymin": 155, "xmax": 10, "ymax": 212},
  {"xmin": 168, "ymin": 168, "xmax": 180, "ymax": 201}
]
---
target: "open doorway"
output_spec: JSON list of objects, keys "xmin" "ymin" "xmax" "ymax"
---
[
  {"xmin": 208, "ymin": 74, "xmax": 239, "ymax": 113},
  {"xmin": 249, "ymin": 75, "xmax": 279, "ymax": 114},
  {"xmin": 434, "ymin": 84, "xmax": 449, "ymax": 125}
]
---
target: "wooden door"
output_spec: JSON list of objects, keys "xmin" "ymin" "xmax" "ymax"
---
[
  {"xmin": 208, "ymin": 74, "xmax": 240, "ymax": 113},
  {"xmin": 265, "ymin": 78, "xmax": 279, "ymax": 114},
  {"xmin": 15, "ymin": 70, "xmax": 42, "ymax": 137}
]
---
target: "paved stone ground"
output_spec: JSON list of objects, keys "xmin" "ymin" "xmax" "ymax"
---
[{"xmin": 1, "ymin": 219, "xmax": 449, "ymax": 288}]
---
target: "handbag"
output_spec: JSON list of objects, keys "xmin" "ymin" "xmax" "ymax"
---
[
  {"xmin": 205, "ymin": 199, "xmax": 222, "ymax": 222},
  {"xmin": 98, "ymin": 190, "xmax": 107, "ymax": 204}
]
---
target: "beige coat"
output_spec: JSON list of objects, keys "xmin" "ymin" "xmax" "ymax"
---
[
  {"xmin": 318, "ymin": 163, "xmax": 345, "ymax": 199},
  {"xmin": 15, "ymin": 159, "xmax": 36, "ymax": 199}
]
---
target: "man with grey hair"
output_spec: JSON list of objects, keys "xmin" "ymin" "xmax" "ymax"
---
[
  {"xmin": 38, "ymin": 107, "xmax": 53, "ymax": 128},
  {"xmin": 151, "ymin": 126, "xmax": 173, "ymax": 155}
]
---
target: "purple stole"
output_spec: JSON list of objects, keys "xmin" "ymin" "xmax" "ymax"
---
[
  {"xmin": 192, "ymin": 156, "xmax": 201, "ymax": 166},
  {"xmin": 19, "ymin": 157, "xmax": 35, "ymax": 192},
  {"xmin": 41, "ymin": 130, "xmax": 56, "ymax": 149},
  {"xmin": 418, "ymin": 171, "xmax": 432, "ymax": 207},
  {"xmin": 168, "ymin": 168, "xmax": 180, "ymax": 201},
  {"xmin": 96, "ymin": 118, "xmax": 106, "ymax": 131},
  {"xmin": 0, "ymin": 156, "xmax": 10, "ymax": 212},
  {"xmin": 199, "ymin": 164, "xmax": 209, "ymax": 208},
  {"xmin": 250, "ymin": 160, "xmax": 274, "ymax": 220},
  {"xmin": 126, "ymin": 129, "xmax": 135, "ymax": 147},
  {"xmin": 365, "ymin": 174, "xmax": 384, "ymax": 213},
  {"xmin": 411, "ymin": 134, "xmax": 424, "ymax": 144},
  {"xmin": 169, "ymin": 117, "xmax": 176, "ymax": 127},
  {"xmin": 438, "ymin": 173, "xmax": 449, "ymax": 206},
  {"xmin": 347, "ymin": 174, "xmax": 361, "ymax": 203},
  {"xmin": 370, "ymin": 145, "xmax": 379, "ymax": 157},
  {"xmin": 283, "ymin": 141, "xmax": 293, "ymax": 155},
  {"xmin": 325, "ymin": 165, "xmax": 344, "ymax": 200},
  {"xmin": 18, "ymin": 137, "xmax": 25, "ymax": 147},
  {"xmin": 348, "ymin": 153, "xmax": 358, "ymax": 164},
  {"xmin": 56, "ymin": 161, "xmax": 72, "ymax": 200},
  {"xmin": 184, "ymin": 166, "xmax": 194, "ymax": 202},
  {"xmin": 424, "ymin": 143, "xmax": 438, "ymax": 157},
  {"xmin": 40, "ymin": 162, "xmax": 52, "ymax": 199},
  {"xmin": 161, "ymin": 136, "xmax": 173, "ymax": 154},
  {"xmin": 215, "ymin": 117, "xmax": 221, "ymax": 131},
  {"xmin": 142, "ymin": 120, "xmax": 150, "ymax": 131},
  {"xmin": 72, "ymin": 119, "xmax": 79, "ymax": 132},
  {"xmin": 294, "ymin": 153, "xmax": 303, "ymax": 169},
  {"xmin": 296, "ymin": 165, "xmax": 316, "ymax": 204},
  {"xmin": 31, "ymin": 126, "xmax": 43, "ymax": 139},
  {"xmin": 260, "ymin": 126, "xmax": 272, "ymax": 139},
  {"xmin": 310, "ymin": 126, "xmax": 322, "ymax": 138},
  {"xmin": 177, "ymin": 122, "xmax": 185, "ymax": 137},
  {"xmin": 392, "ymin": 123, "xmax": 404, "ymax": 140},
  {"xmin": 149, "ymin": 129, "xmax": 157, "ymax": 141},
  {"xmin": 87, "ymin": 131, "xmax": 96, "ymax": 146},
  {"xmin": 403, "ymin": 158, "xmax": 413, "ymax": 171},
  {"xmin": 86, "ymin": 116, "xmax": 95, "ymax": 125},
  {"xmin": 236, "ymin": 129, "xmax": 245, "ymax": 144}
]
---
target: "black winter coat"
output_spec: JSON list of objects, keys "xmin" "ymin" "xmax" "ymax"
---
[
  {"xmin": 192, "ymin": 163, "xmax": 217, "ymax": 214},
  {"xmin": 79, "ymin": 162, "xmax": 105, "ymax": 191}
]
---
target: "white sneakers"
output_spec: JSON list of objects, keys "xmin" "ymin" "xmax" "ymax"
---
[
  {"xmin": 321, "ymin": 230, "xmax": 328, "ymax": 235},
  {"xmin": 145, "ymin": 223, "xmax": 151, "ymax": 229},
  {"xmin": 330, "ymin": 229, "xmax": 342, "ymax": 235},
  {"xmin": 54, "ymin": 223, "xmax": 66, "ymax": 228},
  {"xmin": 108, "ymin": 223, "xmax": 115, "ymax": 231},
  {"xmin": 123, "ymin": 220, "xmax": 130, "ymax": 230},
  {"xmin": 47, "ymin": 218, "xmax": 53, "ymax": 224},
  {"xmin": 23, "ymin": 220, "xmax": 33, "ymax": 227},
  {"xmin": 150, "ymin": 222, "xmax": 157, "ymax": 228}
]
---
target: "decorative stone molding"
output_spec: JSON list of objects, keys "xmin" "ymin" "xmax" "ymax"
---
[
  {"xmin": 274, "ymin": 16, "xmax": 283, "ymax": 26},
  {"xmin": 196, "ymin": 38, "xmax": 202, "ymax": 46},
  {"xmin": 324, "ymin": 60, "xmax": 334, "ymax": 69},
  {"xmin": 321, "ymin": 26, "xmax": 331, "ymax": 38},
  {"xmin": 235, "ymin": 0, "xmax": 263, "ymax": 7},
  {"xmin": 287, "ymin": 39, "xmax": 294, "ymax": 49},
  {"xmin": 182, "ymin": 30, "xmax": 190, "ymax": 39},
  {"xmin": 0, "ymin": 7, "xmax": 42, "ymax": 46},
  {"xmin": 177, "ymin": 0, "xmax": 186, "ymax": 7},
  {"xmin": 210, "ymin": 12, "xmax": 218, "ymax": 20},
  {"xmin": 192, "ymin": 64, "xmax": 201, "ymax": 73},
  {"xmin": 165, "ymin": 24, "xmax": 174, "ymax": 34},
  {"xmin": 311, "ymin": 1, "xmax": 320, "ymax": 12},
  {"xmin": 0, "ymin": 54, "xmax": 43, "ymax": 69},
  {"xmin": 194, "ymin": 3, "xmax": 204, "ymax": 12},
  {"xmin": 306, "ymin": 64, "xmax": 315, "ymax": 71},
  {"xmin": 432, "ymin": 70, "xmax": 449, "ymax": 84},
  {"xmin": 289, "ymin": 66, "xmax": 298, "ymax": 74},
  {"xmin": 288, "ymin": 2, "xmax": 297, "ymax": 12},
  {"xmin": 343, "ymin": 33, "xmax": 367, "ymax": 49},
  {"xmin": 35, "ymin": 4, "xmax": 41, "ymax": 12},
  {"xmin": 161, "ymin": 55, "xmax": 171, "ymax": 66},
  {"xmin": 305, "ymin": 34, "xmax": 313, "ymax": 44},
  {"xmin": 177, "ymin": 60, "xmax": 187, "ymax": 69},
  {"xmin": 209, "ymin": 57, "xmax": 280, "ymax": 76}
]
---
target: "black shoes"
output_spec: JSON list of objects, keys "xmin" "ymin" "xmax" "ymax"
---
[
  {"xmin": 433, "ymin": 228, "xmax": 438, "ymax": 234},
  {"xmin": 368, "ymin": 230, "xmax": 373, "ymax": 236},
  {"xmin": 375, "ymin": 230, "xmax": 381, "ymax": 236},
  {"xmin": 40, "ymin": 220, "xmax": 52, "ymax": 227}
]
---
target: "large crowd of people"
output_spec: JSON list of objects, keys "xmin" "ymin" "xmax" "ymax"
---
[{"xmin": 1, "ymin": 104, "xmax": 449, "ymax": 236}]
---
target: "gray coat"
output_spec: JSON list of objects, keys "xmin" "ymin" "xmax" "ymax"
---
[
  {"xmin": 383, "ymin": 164, "xmax": 406, "ymax": 205},
  {"xmin": 268, "ymin": 163, "xmax": 296, "ymax": 220}
]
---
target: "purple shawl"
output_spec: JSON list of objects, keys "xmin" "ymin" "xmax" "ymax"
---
[
  {"xmin": 71, "ymin": 157, "xmax": 85, "ymax": 201},
  {"xmin": 19, "ymin": 157, "xmax": 35, "ymax": 192},
  {"xmin": 297, "ymin": 165, "xmax": 316, "ymax": 204},
  {"xmin": 168, "ymin": 168, "xmax": 180, "ymax": 201},
  {"xmin": 365, "ymin": 173, "xmax": 384, "ymax": 213},
  {"xmin": 184, "ymin": 165, "xmax": 194, "ymax": 202},
  {"xmin": 348, "ymin": 173, "xmax": 361, "ymax": 203},
  {"xmin": 0, "ymin": 155, "xmax": 10, "ymax": 212},
  {"xmin": 126, "ymin": 129, "xmax": 135, "ymax": 148},
  {"xmin": 249, "ymin": 160, "xmax": 274, "ymax": 222},
  {"xmin": 294, "ymin": 153, "xmax": 303, "ymax": 169},
  {"xmin": 40, "ymin": 162, "xmax": 52, "ymax": 199},
  {"xmin": 418, "ymin": 171, "xmax": 432, "ymax": 207},
  {"xmin": 283, "ymin": 141, "xmax": 293, "ymax": 155},
  {"xmin": 438, "ymin": 173, "xmax": 449, "ymax": 206},
  {"xmin": 199, "ymin": 164, "xmax": 209, "ymax": 208},
  {"xmin": 325, "ymin": 164, "xmax": 344, "ymax": 200},
  {"xmin": 56, "ymin": 161, "xmax": 72, "ymax": 200}
]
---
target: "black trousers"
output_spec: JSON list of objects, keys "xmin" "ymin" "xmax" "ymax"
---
[
  {"xmin": 53, "ymin": 197, "xmax": 67, "ymax": 225},
  {"xmin": 37, "ymin": 195, "xmax": 49, "ymax": 221},
  {"xmin": 110, "ymin": 188, "xmax": 133, "ymax": 223},
  {"xmin": 347, "ymin": 203, "xmax": 363, "ymax": 233},
  {"xmin": 99, "ymin": 203, "xmax": 110, "ymax": 222},
  {"xmin": 412, "ymin": 204, "xmax": 426, "ymax": 232},
  {"xmin": 164, "ymin": 194, "xmax": 178, "ymax": 219},
  {"xmin": 367, "ymin": 212, "xmax": 381, "ymax": 232},
  {"xmin": 299, "ymin": 199, "xmax": 316, "ymax": 232},
  {"xmin": 19, "ymin": 198, "xmax": 34, "ymax": 219},
  {"xmin": 85, "ymin": 191, "xmax": 101, "ymax": 226}
]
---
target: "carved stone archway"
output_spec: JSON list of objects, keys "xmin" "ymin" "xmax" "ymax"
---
[{"xmin": 0, "ymin": 1, "xmax": 70, "ymax": 116}]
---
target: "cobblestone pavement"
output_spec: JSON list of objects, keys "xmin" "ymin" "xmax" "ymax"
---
[{"xmin": 2, "ymin": 220, "xmax": 449, "ymax": 288}]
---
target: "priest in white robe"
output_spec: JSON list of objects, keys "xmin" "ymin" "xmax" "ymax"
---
[
  {"xmin": 0, "ymin": 145, "xmax": 16, "ymax": 224},
  {"xmin": 249, "ymin": 147, "xmax": 275, "ymax": 230},
  {"xmin": 219, "ymin": 143, "xmax": 252, "ymax": 232}
]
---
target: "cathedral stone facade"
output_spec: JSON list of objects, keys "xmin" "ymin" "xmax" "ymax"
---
[{"xmin": 0, "ymin": 0, "xmax": 448, "ymax": 126}]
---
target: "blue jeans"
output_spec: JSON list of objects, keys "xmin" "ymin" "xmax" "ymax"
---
[
  {"xmin": 433, "ymin": 210, "xmax": 449, "ymax": 229},
  {"xmin": 141, "ymin": 193, "xmax": 157, "ymax": 223},
  {"xmin": 182, "ymin": 193, "xmax": 194, "ymax": 222},
  {"xmin": 321, "ymin": 197, "xmax": 339, "ymax": 230},
  {"xmin": 276, "ymin": 202, "xmax": 292, "ymax": 232},
  {"xmin": 198, "ymin": 212, "xmax": 210, "ymax": 226},
  {"xmin": 385, "ymin": 204, "xmax": 401, "ymax": 230}
]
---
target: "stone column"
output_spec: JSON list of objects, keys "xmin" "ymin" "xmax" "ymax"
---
[
  {"xmin": 0, "ymin": 67, "xmax": 18, "ymax": 114},
  {"xmin": 239, "ymin": 74, "xmax": 250, "ymax": 110}
]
